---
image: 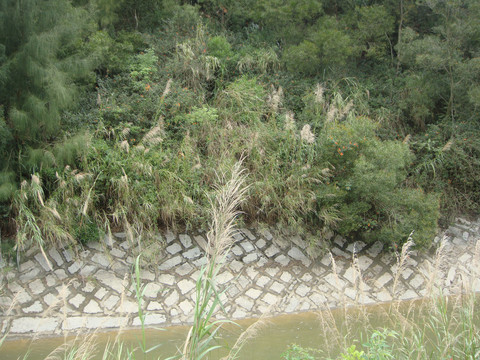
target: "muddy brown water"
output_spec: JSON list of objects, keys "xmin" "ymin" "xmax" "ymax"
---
[{"xmin": 1, "ymin": 296, "xmax": 475, "ymax": 360}]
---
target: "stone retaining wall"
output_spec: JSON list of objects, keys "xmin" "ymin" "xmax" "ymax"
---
[{"xmin": 1, "ymin": 218, "xmax": 479, "ymax": 337}]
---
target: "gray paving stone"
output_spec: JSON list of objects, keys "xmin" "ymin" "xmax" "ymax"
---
[
  {"xmin": 235, "ymin": 296, "xmax": 254, "ymax": 311},
  {"xmin": 164, "ymin": 290, "xmax": 179, "ymax": 307},
  {"xmin": 85, "ymin": 317, "xmax": 128, "ymax": 329},
  {"xmin": 309, "ymin": 292, "xmax": 327, "ymax": 304},
  {"xmin": 54, "ymin": 269, "xmax": 68, "ymax": 280},
  {"xmin": 262, "ymin": 293, "xmax": 279, "ymax": 306},
  {"xmin": 325, "ymin": 273, "xmax": 345, "ymax": 289},
  {"xmin": 264, "ymin": 244, "xmax": 279, "ymax": 258},
  {"xmin": 104, "ymin": 234, "xmax": 114, "ymax": 248},
  {"xmin": 144, "ymin": 283, "xmax": 162, "ymax": 298},
  {"xmin": 44, "ymin": 293, "xmax": 58, "ymax": 307},
  {"xmin": 133, "ymin": 313, "xmax": 167, "ymax": 326},
  {"xmin": 19, "ymin": 268, "xmax": 40, "ymax": 282},
  {"xmin": 357, "ymin": 256, "xmax": 373, "ymax": 271},
  {"xmin": 232, "ymin": 308, "xmax": 247, "ymax": 319},
  {"xmin": 245, "ymin": 288, "xmax": 262, "ymax": 300},
  {"xmin": 178, "ymin": 279, "xmax": 196, "ymax": 294},
  {"xmin": 183, "ymin": 246, "xmax": 202, "ymax": 259},
  {"xmin": 399, "ymin": 290, "xmax": 418, "ymax": 300},
  {"xmin": 240, "ymin": 240, "xmax": 255, "ymax": 253},
  {"xmin": 273, "ymin": 236, "xmax": 289, "ymax": 250},
  {"xmin": 375, "ymin": 290, "xmax": 392, "ymax": 302},
  {"xmin": 62, "ymin": 249, "xmax": 74, "ymax": 263},
  {"xmin": 285, "ymin": 297, "xmax": 300, "ymax": 312},
  {"xmin": 343, "ymin": 267, "xmax": 357, "ymax": 284},
  {"xmin": 401, "ymin": 268, "xmax": 414, "ymax": 280},
  {"xmin": 140, "ymin": 270, "xmax": 155, "ymax": 281},
  {"xmin": 295, "ymin": 284, "xmax": 310, "ymax": 297},
  {"xmin": 333, "ymin": 235, "xmax": 346, "ymax": 248},
  {"xmin": 104, "ymin": 295, "xmax": 119, "ymax": 311},
  {"xmin": 331, "ymin": 247, "xmax": 349, "ymax": 258},
  {"xmin": 216, "ymin": 271, "xmax": 234, "ymax": 285},
  {"xmin": 84, "ymin": 300, "xmax": 102, "ymax": 313},
  {"xmin": 68, "ymin": 260, "xmax": 83, "ymax": 274},
  {"xmin": 270, "ymin": 281, "xmax": 285, "ymax": 294},
  {"xmin": 95, "ymin": 288, "xmax": 108, "ymax": 300},
  {"xmin": 320, "ymin": 254, "xmax": 332, "ymax": 266},
  {"xmin": 24, "ymin": 301, "xmax": 44, "ymax": 313},
  {"xmin": 110, "ymin": 248, "xmax": 126, "ymax": 258},
  {"xmin": 147, "ymin": 301, "xmax": 163, "ymax": 311},
  {"xmin": 11, "ymin": 317, "xmax": 58, "ymax": 334},
  {"xmin": 159, "ymin": 255, "xmax": 182, "ymax": 270},
  {"xmin": 69, "ymin": 294, "xmax": 86, "ymax": 308},
  {"xmin": 274, "ymin": 254, "xmax": 290, "ymax": 266},
  {"xmin": 34, "ymin": 253, "xmax": 52, "ymax": 271},
  {"xmin": 95, "ymin": 270, "xmax": 126, "ymax": 293},
  {"xmin": 280, "ymin": 272, "xmax": 292, "ymax": 283},
  {"xmin": 409, "ymin": 274, "xmax": 424, "ymax": 289},
  {"xmin": 237, "ymin": 275, "xmax": 250, "ymax": 289},
  {"xmin": 179, "ymin": 234, "xmax": 192, "ymax": 248},
  {"xmin": 179, "ymin": 299, "xmax": 193, "ymax": 315},
  {"xmin": 256, "ymin": 275, "xmax": 270, "ymax": 287},
  {"xmin": 243, "ymin": 253, "xmax": 258, "ymax": 264},
  {"xmin": 29, "ymin": 279, "xmax": 45, "ymax": 295},
  {"xmin": 241, "ymin": 228, "xmax": 256, "ymax": 241},
  {"xmin": 288, "ymin": 247, "xmax": 311, "ymax": 267},
  {"xmin": 166, "ymin": 243, "xmax": 182, "ymax": 255},
  {"xmin": 87, "ymin": 242, "xmax": 102, "ymax": 251},
  {"xmin": 119, "ymin": 300, "xmax": 137, "ymax": 313},
  {"xmin": 233, "ymin": 232, "xmax": 244, "ymax": 241},
  {"xmin": 375, "ymin": 272, "xmax": 393, "ymax": 288},
  {"xmin": 193, "ymin": 257, "xmax": 208, "ymax": 267},
  {"xmin": 82, "ymin": 282, "xmax": 96, "ymax": 293},
  {"xmin": 256, "ymin": 238, "xmax": 266, "ymax": 249},
  {"xmin": 301, "ymin": 273, "xmax": 313, "ymax": 282},
  {"xmin": 158, "ymin": 274, "xmax": 175, "ymax": 286},
  {"xmin": 119, "ymin": 240, "xmax": 131, "ymax": 250},
  {"xmin": 19, "ymin": 260, "xmax": 36, "ymax": 273},
  {"xmin": 259, "ymin": 229, "xmax": 273, "ymax": 241},
  {"xmin": 80, "ymin": 265, "xmax": 97, "ymax": 277},
  {"xmin": 175, "ymin": 263, "xmax": 194, "ymax": 276},
  {"xmin": 228, "ymin": 260, "xmax": 244, "ymax": 272},
  {"xmin": 92, "ymin": 253, "xmax": 110, "ymax": 268},
  {"xmin": 45, "ymin": 275, "xmax": 57, "ymax": 287},
  {"xmin": 231, "ymin": 245, "xmax": 243, "ymax": 256}
]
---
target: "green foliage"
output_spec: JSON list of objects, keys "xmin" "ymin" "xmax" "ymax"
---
[
  {"xmin": 216, "ymin": 76, "xmax": 265, "ymax": 123},
  {"xmin": 282, "ymin": 344, "xmax": 318, "ymax": 360},
  {"xmin": 74, "ymin": 221, "xmax": 100, "ymax": 244}
]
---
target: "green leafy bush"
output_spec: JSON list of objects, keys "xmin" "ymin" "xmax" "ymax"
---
[{"xmin": 215, "ymin": 76, "xmax": 265, "ymax": 124}]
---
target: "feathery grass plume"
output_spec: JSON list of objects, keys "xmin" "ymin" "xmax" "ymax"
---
[
  {"xmin": 284, "ymin": 111, "xmax": 296, "ymax": 132},
  {"xmin": 300, "ymin": 124, "xmax": 315, "ymax": 144},
  {"xmin": 120, "ymin": 127, "xmax": 131, "ymax": 140},
  {"xmin": 119, "ymin": 140, "xmax": 129, "ymax": 153},
  {"xmin": 326, "ymin": 105, "xmax": 337, "ymax": 123},
  {"xmin": 163, "ymin": 79, "xmax": 172, "ymax": 99},
  {"xmin": 223, "ymin": 317, "xmax": 269, "ymax": 360},
  {"xmin": 314, "ymin": 83, "xmax": 325, "ymax": 104},
  {"xmin": 267, "ymin": 85, "xmax": 284, "ymax": 115},
  {"xmin": 141, "ymin": 125, "xmax": 163, "ymax": 147},
  {"xmin": 402, "ymin": 134, "xmax": 411, "ymax": 144},
  {"xmin": 392, "ymin": 232, "xmax": 415, "ymax": 298},
  {"xmin": 176, "ymin": 160, "xmax": 248, "ymax": 360},
  {"xmin": 442, "ymin": 139, "xmax": 453, "ymax": 152},
  {"xmin": 424, "ymin": 237, "xmax": 448, "ymax": 296}
]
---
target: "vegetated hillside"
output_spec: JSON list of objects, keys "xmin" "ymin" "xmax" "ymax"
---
[{"xmin": 1, "ymin": 0, "xmax": 479, "ymax": 257}]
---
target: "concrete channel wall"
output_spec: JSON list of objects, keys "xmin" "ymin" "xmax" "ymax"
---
[{"xmin": 0, "ymin": 218, "xmax": 479, "ymax": 337}]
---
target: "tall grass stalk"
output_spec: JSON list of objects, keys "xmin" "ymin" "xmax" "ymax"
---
[{"xmin": 172, "ymin": 160, "xmax": 248, "ymax": 360}]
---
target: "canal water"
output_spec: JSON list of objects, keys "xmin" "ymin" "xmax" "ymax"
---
[{"xmin": 1, "ymin": 296, "xmax": 477, "ymax": 359}]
